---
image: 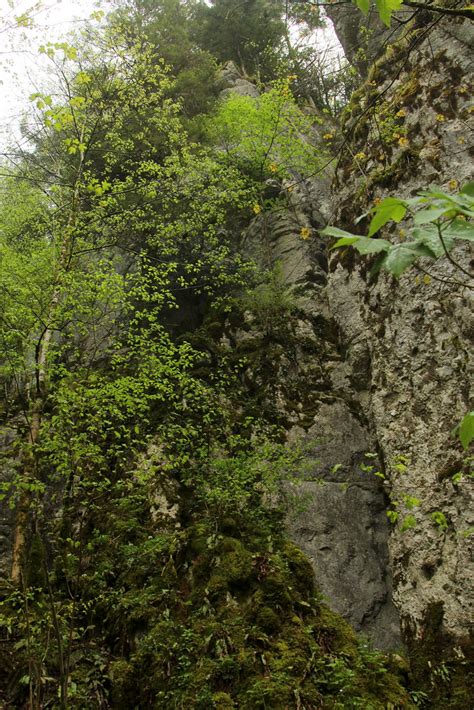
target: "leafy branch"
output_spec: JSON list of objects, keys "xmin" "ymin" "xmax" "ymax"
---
[
  {"xmin": 322, "ymin": 182, "xmax": 474, "ymax": 281},
  {"xmin": 305, "ymin": 0, "xmax": 474, "ymax": 25}
]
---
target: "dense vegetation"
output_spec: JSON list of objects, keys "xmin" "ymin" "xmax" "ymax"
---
[{"xmin": 0, "ymin": 1, "xmax": 471, "ymax": 708}]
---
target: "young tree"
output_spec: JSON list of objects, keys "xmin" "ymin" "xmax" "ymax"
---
[{"xmin": 3, "ymin": 18, "xmax": 256, "ymax": 583}]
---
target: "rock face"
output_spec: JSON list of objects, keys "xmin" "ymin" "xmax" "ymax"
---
[
  {"xmin": 326, "ymin": 14, "xmax": 473, "ymax": 653},
  {"xmin": 219, "ymin": 60, "xmax": 260, "ymax": 98},
  {"xmin": 0, "ymin": 14, "xmax": 471, "ymax": 693},
  {"xmin": 233, "ymin": 174, "xmax": 403, "ymax": 649},
  {"xmin": 325, "ymin": 4, "xmax": 404, "ymax": 74},
  {"xmin": 286, "ymin": 401, "xmax": 401, "ymax": 650},
  {"xmin": 225, "ymin": 14, "xmax": 473, "ymax": 662}
]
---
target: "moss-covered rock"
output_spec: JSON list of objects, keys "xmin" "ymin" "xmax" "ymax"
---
[
  {"xmin": 404, "ymin": 602, "xmax": 474, "ymax": 710},
  {"xmin": 102, "ymin": 518, "xmax": 413, "ymax": 709}
]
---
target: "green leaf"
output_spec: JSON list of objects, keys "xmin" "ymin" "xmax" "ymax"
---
[
  {"xmin": 414, "ymin": 207, "xmax": 450, "ymax": 225},
  {"xmin": 404, "ymin": 495, "xmax": 421, "ymax": 510},
  {"xmin": 460, "ymin": 181, "xmax": 474, "ymax": 198},
  {"xmin": 353, "ymin": 237, "xmax": 391, "ymax": 254},
  {"xmin": 368, "ymin": 197, "xmax": 407, "ymax": 236},
  {"xmin": 355, "ymin": 0, "xmax": 371, "ymax": 14},
  {"xmin": 431, "ymin": 511, "xmax": 448, "ymax": 530},
  {"xmin": 332, "ymin": 236, "xmax": 360, "ymax": 249},
  {"xmin": 383, "ymin": 243, "xmax": 432, "ymax": 276},
  {"xmin": 321, "ymin": 226, "xmax": 358, "ymax": 240},
  {"xmin": 411, "ymin": 226, "xmax": 454, "ymax": 257},
  {"xmin": 458, "ymin": 412, "xmax": 474, "ymax": 450},
  {"xmin": 387, "ymin": 510, "xmax": 399, "ymax": 524},
  {"xmin": 400, "ymin": 514, "xmax": 417, "ymax": 532},
  {"xmin": 369, "ymin": 252, "xmax": 388, "ymax": 278},
  {"xmin": 444, "ymin": 218, "xmax": 474, "ymax": 242},
  {"xmin": 375, "ymin": 0, "xmax": 403, "ymax": 26}
]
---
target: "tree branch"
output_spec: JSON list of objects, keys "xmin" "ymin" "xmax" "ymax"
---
[
  {"xmin": 299, "ymin": 0, "xmax": 474, "ymax": 20},
  {"xmin": 401, "ymin": 0, "xmax": 474, "ymax": 19}
]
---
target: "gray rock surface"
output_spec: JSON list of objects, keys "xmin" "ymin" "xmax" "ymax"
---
[
  {"xmin": 325, "ymin": 4, "xmax": 405, "ymax": 74},
  {"xmin": 326, "ymin": 15, "xmax": 474, "ymax": 643},
  {"xmin": 235, "ymin": 173, "xmax": 403, "ymax": 648},
  {"xmin": 286, "ymin": 402, "xmax": 402, "ymax": 649},
  {"xmin": 219, "ymin": 61, "xmax": 259, "ymax": 98},
  {"xmin": 227, "ymin": 19, "xmax": 473, "ymax": 650}
]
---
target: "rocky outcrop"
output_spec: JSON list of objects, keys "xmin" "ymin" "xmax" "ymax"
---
[
  {"xmin": 325, "ymin": 4, "xmax": 405, "ymax": 75},
  {"xmin": 0, "ymin": 16, "xmax": 471, "ymax": 698},
  {"xmin": 328, "ymin": 11, "xmax": 474, "ymax": 638},
  {"xmin": 325, "ymin": 10, "xmax": 473, "ymax": 678},
  {"xmin": 219, "ymin": 60, "xmax": 259, "ymax": 98},
  {"xmin": 286, "ymin": 401, "xmax": 401, "ymax": 650},
  {"xmin": 229, "ymin": 172, "xmax": 403, "ymax": 649},
  {"xmin": 223, "ymin": 15, "xmax": 473, "ymax": 666}
]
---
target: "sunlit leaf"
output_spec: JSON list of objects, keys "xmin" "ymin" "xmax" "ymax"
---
[
  {"xmin": 368, "ymin": 197, "xmax": 406, "ymax": 236},
  {"xmin": 355, "ymin": 0, "xmax": 371, "ymax": 14},
  {"xmin": 383, "ymin": 243, "xmax": 432, "ymax": 276},
  {"xmin": 458, "ymin": 412, "xmax": 474, "ymax": 449},
  {"xmin": 375, "ymin": 0, "xmax": 403, "ymax": 26}
]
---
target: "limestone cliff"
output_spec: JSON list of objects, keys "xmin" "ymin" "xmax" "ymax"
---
[
  {"xmin": 327, "ymin": 13, "xmax": 473, "ymax": 648},
  {"xmin": 231, "ymin": 177, "xmax": 403, "ymax": 650},
  {"xmin": 223, "ymin": 10, "xmax": 473, "ymax": 696},
  {"xmin": 0, "ymin": 7, "xmax": 472, "ymax": 708}
]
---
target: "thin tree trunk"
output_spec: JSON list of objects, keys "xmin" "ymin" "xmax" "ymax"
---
[{"xmin": 11, "ymin": 143, "xmax": 85, "ymax": 583}]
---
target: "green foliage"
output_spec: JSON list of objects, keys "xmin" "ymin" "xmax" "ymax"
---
[
  {"xmin": 240, "ymin": 264, "xmax": 297, "ymax": 335},
  {"xmin": 431, "ymin": 511, "xmax": 448, "ymax": 531},
  {"xmin": 454, "ymin": 411, "xmax": 474, "ymax": 450},
  {"xmin": 323, "ymin": 185, "xmax": 472, "ymax": 454},
  {"xmin": 206, "ymin": 79, "xmax": 324, "ymax": 180},
  {"xmin": 0, "ymin": 192, "xmax": 54, "ymax": 395},
  {"xmin": 322, "ymin": 182, "xmax": 474, "ymax": 279},
  {"xmin": 194, "ymin": 0, "xmax": 286, "ymax": 79},
  {"xmin": 1, "ymin": 2, "xmax": 467, "ymax": 708},
  {"xmin": 354, "ymin": 0, "xmax": 403, "ymax": 27},
  {"xmin": 109, "ymin": 0, "xmax": 221, "ymax": 124}
]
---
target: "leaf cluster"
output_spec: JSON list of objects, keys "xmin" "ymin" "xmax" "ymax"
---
[
  {"xmin": 205, "ymin": 80, "xmax": 324, "ymax": 180},
  {"xmin": 323, "ymin": 182, "xmax": 474, "ymax": 278}
]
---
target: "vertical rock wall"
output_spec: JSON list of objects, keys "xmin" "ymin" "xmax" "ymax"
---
[
  {"xmin": 326, "ymin": 14, "xmax": 473, "ymax": 653},
  {"xmin": 234, "ymin": 176, "xmax": 402, "ymax": 649},
  {"xmin": 235, "ymin": 13, "xmax": 473, "ymax": 661}
]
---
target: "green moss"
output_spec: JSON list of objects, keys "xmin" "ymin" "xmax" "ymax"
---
[
  {"xmin": 256, "ymin": 605, "xmax": 281, "ymax": 632},
  {"xmin": 395, "ymin": 74, "xmax": 421, "ymax": 107},
  {"xmin": 281, "ymin": 541, "xmax": 314, "ymax": 595},
  {"xmin": 220, "ymin": 516, "xmax": 239, "ymax": 534},
  {"xmin": 109, "ymin": 660, "xmax": 135, "ymax": 709},
  {"xmin": 405, "ymin": 603, "xmax": 474, "ymax": 709},
  {"xmin": 212, "ymin": 691, "xmax": 235, "ymax": 709},
  {"xmin": 260, "ymin": 571, "xmax": 293, "ymax": 607},
  {"xmin": 94, "ymin": 515, "xmax": 414, "ymax": 708},
  {"xmin": 217, "ymin": 538, "xmax": 254, "ymax": 585}
]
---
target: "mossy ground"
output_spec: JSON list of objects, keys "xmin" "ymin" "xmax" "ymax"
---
[
  {"xmin": 0, "ymin": 458, "xmax": 413, "ymax": 709},
  {"xmin": 106, "ymin": 521, "xmax": 413, "ymax": 709},
  {"xmin": 404, "ymin": 602, "xmax": 474, "ymax": 710}
]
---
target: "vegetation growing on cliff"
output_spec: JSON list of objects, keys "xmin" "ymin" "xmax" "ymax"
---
[
  {"xmin": 0, "ymin": 2, "xmax": 412, "ymax": 707},
  {"xmin": 0, "ymin": 1, "xmax": 472, "ymax": 708}
]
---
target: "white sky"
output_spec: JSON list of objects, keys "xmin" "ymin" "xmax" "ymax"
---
[
  {"xmin": 0, "ymin": 0, "xmax": 109, "ymax": 149},
  {"xmin": 0, "ymin": 0, "xmax": 343, "ymax": 151}
]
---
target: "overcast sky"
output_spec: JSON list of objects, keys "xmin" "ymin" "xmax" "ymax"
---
[
  {"xmin": 0, "ymin": 0, "xmax": 342, "ymax": 151},
  {"xmin": 0, "ymin": 0, "xmax": 109, "ymax": 148}
]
